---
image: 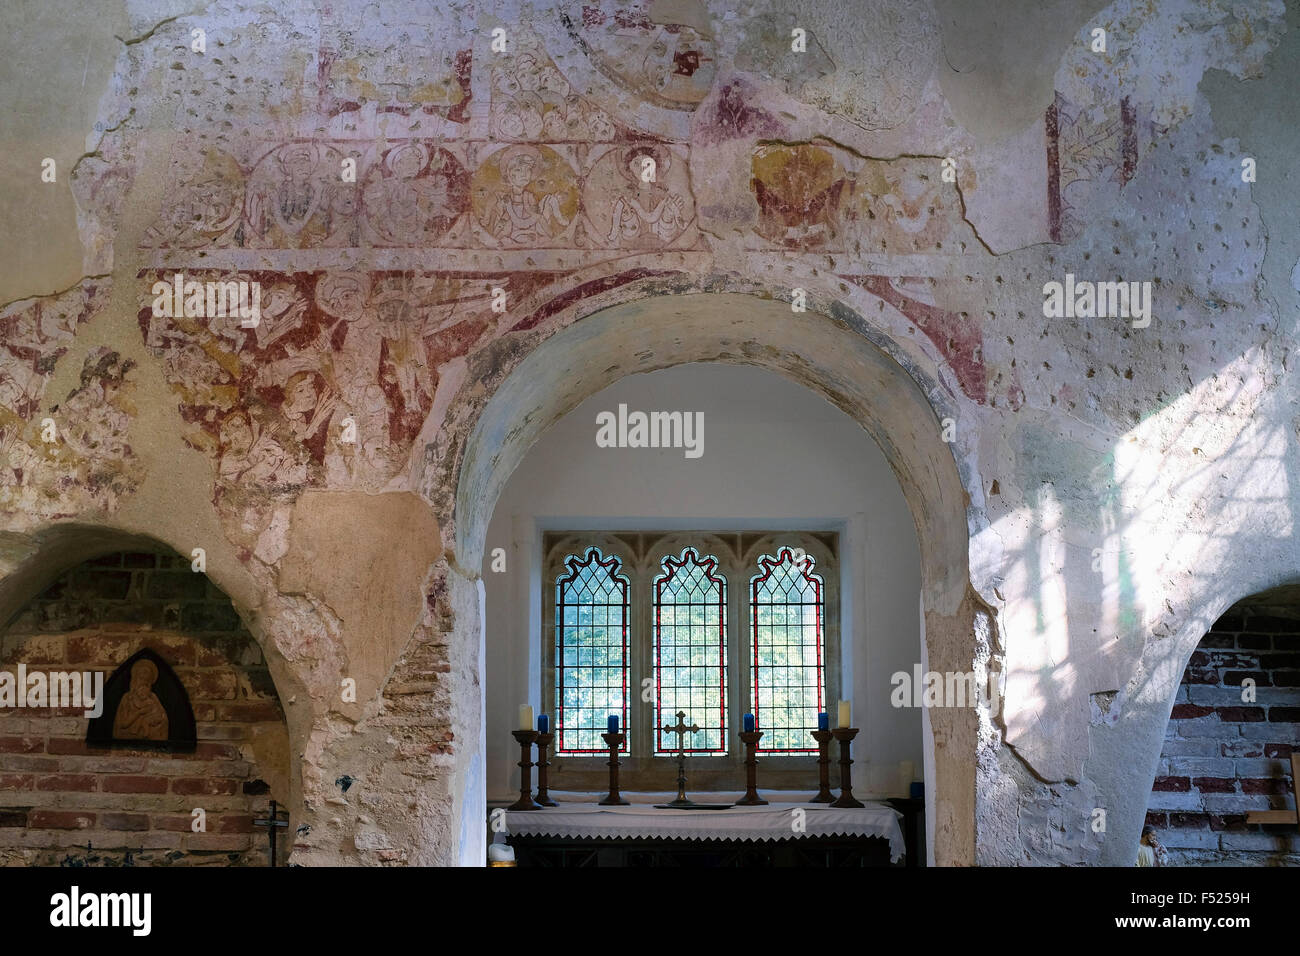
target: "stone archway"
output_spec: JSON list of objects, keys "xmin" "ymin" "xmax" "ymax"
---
[
  {"xmin": 443, "ymin": 291, "xmax": 979, "ymax": 866},
  {"xmin": 0, "ymin": 526, "xmax": 294, "ymax": 864}
]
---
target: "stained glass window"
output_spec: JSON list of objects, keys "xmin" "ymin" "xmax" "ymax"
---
[
  {"xmin": 653, "ymin": 548, "xmax": 727, "ymax": 754},
  {"xmin": 750, "ymin": 547, "xmax": 825, "ymax": 753},
  {"xmin": 555, "ymin": 548, "xmax": 629, "ymax": 754}
]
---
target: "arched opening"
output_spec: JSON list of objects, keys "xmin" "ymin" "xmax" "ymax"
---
[
  {"xmin": 1145, "ymin": 584, "xmax": 1300, "ymax": 865},
  {"xmin": 448, "ymin": 291, "xmax": 977, "ymax": 865},
  {"xmin": 0, "ymin": 532, "xmax": 290, "ymax": 866},
  {"xmin": 483, "ymin": 362, "xmax": 924, "ymax": 809}
]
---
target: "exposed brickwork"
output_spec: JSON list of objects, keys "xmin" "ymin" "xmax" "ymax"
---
[
  {"xmin": 1148, "ymin": 604, "xmax": 1300, "ymax": 864},
  {"xmin": 0, "ymin": 551, "xmax": 288, "ymax": 866}
]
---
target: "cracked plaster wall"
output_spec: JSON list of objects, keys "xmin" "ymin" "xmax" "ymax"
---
[{"xmin": 0, "ymin": 0, "xmax": 1295, "ymax": 865}]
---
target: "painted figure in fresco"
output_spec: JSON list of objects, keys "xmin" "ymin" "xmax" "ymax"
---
[
  {"xmin": 363, "ymin": 144, "xmax": 463, "ymax": 244},
  {"xmin": 112, "ymin": 658, "xmax": 169, "ymax": 741},
  {"xmin": 605, "ymin": 145, "xmax": 687, "ymax": 245},
  {"xmin": 282, "ymin": 370, "xmax": 337, "ymax": 446},
  {"xmin": 246, "ymin": 143, "xmax": 347, "ymax": 245},
  {"xmin": 218, "ymin": 408, "xmax": 305, "ymax": 487},
  {"xmin": 371, "ymin": 286, "xmax": 434, "ymax": 413},
  {"xmin": 273, "ymin": 144, "xmax": 324, "ymax": 231},
  {"xmin": 491, "ymin": 45, "xmax": 616, "ymax": 141},
  {"xmin": 485, "ymin": 146, "xmax": 571, "ymax": 244},
  {"xmin": 491, "ymin": 56, "xmax": 547, "ymax": 140}
]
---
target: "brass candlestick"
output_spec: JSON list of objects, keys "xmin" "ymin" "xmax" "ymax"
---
[
  {"xmin": 830, "ymin": 727, "xmax": 864, "ymax": 808},
  {"xmin": 599, "ymin": 731, "xmax": 629, "ymax": 805},
  {"xmin": 810, "ymin": 729, "xmax": 834, "ymax": 803},
  {"xmin": 508, "ymin": 729, "xmax": 540, "ymax": 811},
  {"xmin": 736, "ymin": 730, "xmax": 768, "ymax": 805},
  {"xmin": 534, "ymin": 731, "xmax": 557, "ymax": 807}
]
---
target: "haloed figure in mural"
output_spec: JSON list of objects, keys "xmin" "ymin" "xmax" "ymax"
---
[
  {"xmin": 486, "ymin": 146, "xmax": 572, "ymax": 245},
  {"xmin": 606, "ymin": 145, "xmax": 687, "ymax": 246}
]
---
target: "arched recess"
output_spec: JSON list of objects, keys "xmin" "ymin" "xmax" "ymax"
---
[
  {"xmin": 0, "ymin": 522, "xmax": 307, "ymax": 860},
  {"xmin": 1142, "ymin": 581, "xmax": 1300, "ymax": 865},
  {"xmin": 449, "ymin": 291, "xmax": 977, "ymax": 865}
]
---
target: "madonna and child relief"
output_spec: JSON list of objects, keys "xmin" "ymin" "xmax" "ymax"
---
[{"xmin": 112, "ymin": 658, "xmax": 169, "ymax": 741}]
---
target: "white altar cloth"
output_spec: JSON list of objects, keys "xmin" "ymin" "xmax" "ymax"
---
[{"xmin": 503, "ymin": 791, "xmax": 906, "ymax": 862}]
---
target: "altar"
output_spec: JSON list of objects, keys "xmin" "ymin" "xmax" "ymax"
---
[{"xmin": 498, "ymin": 792, "xmax": 915, "ymax": 868}]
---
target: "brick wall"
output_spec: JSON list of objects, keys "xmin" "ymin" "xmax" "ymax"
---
[
  {"xmin": 1147, "ymin": 605, "xmax": 1300, "ymax": 864},
  {"xmin": 0, "ymin": 551, "xmax": 289, "ymax": 866}
]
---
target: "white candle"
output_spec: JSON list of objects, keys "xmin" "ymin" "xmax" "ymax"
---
[
  {"xmin": 488, "ymin": 844, "xmax": 515, "ymax": 862},
  {"xmin": 837, "ymin": 699, "xmax": 851, "ymax": 729},
  {"xmin": 898, "ymin": 760, "xmax": 914, "ymax": 793},
  {"xmin": 519, "ymin": 704, "xmax": 533, "ymax": 731}
]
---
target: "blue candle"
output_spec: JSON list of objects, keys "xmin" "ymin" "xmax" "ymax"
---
[
  {"xmin": 742, "ymin": 713, "xmax": 755, "ymax": 733},
  {"xmin": 607, "ymin": 714, "xmax": 619, "ymax": 733},
  {"xmin": 537, "ymin": 714, "xmax": 549, "ymax": 734},
  {"xmin": 817, "ymin": 712, "xmax": 829, "ymax": 731}
]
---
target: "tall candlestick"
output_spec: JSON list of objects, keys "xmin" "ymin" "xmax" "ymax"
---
[
  {"xmin": 599, "ymin": 731, "xmax": 629, "ymax": 805},
  {"xmin": 535, "ymin": 731, "xmax": 556, "ymax": 807},
  {"xmin": 519, "ymin": 704, "xmax": 533, "ymax": 731},
  {"xmin": 810, "ymin": 729, "xmax": 834, "ymax": 802},
  {"xmin": 508, "ymin": 729, "xmax": 540, "ymax": 811},
  {"xmin": 830, "ymin": 727, "xmax": 864, "ymax": 808},
  {"xmin": 736, "ymin": 730, "xmax": 768, "ymax": 805},
  {"xmin": 837, "ymin": 700, "xmax": 851, "ymax": 729}
]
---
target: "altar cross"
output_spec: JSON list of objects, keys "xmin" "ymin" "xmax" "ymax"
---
[
  {"xmin": 661, "ymin": 710, "xmax": 700, "ymax": 755},
  {"xmin": 661, "ymin": 710, "xmax": 701, "ymax": 808},
  {"xmin": 254, "ymin": 799, "xmax": 290, "ymax": 868}
]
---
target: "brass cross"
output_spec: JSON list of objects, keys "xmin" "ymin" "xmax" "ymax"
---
[
  {"xmin": 661, "ymin": 710, "xmax": 700, "ymax": 756},
  {"xmin": 660, "ymin": 710, "xmax": 700, "ymax": 808}
]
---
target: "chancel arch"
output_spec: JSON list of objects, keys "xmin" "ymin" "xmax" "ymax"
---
[{"xmin": 450, "ymin": 291, "xmax": 976, "ymax": 866}]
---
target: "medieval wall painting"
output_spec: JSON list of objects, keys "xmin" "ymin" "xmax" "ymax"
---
[
  {"xmin": 361, "ymin": 144, "xmax": 470, "ymax": 246},
  {"xmin": 142, "ymin": 148, "xmax": 245, "ymax": 249},
  {"xmin": 489, "ymin": 33, "xmax": 616, "ymax": 142},
  {"xmin": 1046, "ymin": 92, "xmax": 1145, "ymax": 244},
  {"xmin": 0, "ymin": 278, "xmax": 142, "ymax": 521},
  {"xmin": 245, "ymin": 142, "xmax": 359, "ymax": 249},
  {"xmin": 562, "ymin": 1, "xmax": 717, "ymax": 110},
  {"xmin": 582, "ymin": 143, "xmax": 695, "ymax": 249},
  {"xmin": 472, "ymin": 145, "xmax": 580, "ymax": 247},
  {"xmin": 749, "ymin": 141, "xmax": 970, "ymax": 253}
]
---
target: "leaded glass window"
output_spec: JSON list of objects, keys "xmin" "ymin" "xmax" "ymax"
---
[
  {"xmin": 555, "ymin": 547, "xmax": 629, "ymax": 754},
  {"xmin": 653, "ymin": 548, "xmax": 727, "ymax": 754},
  {"xmin": 750, "ymin": 547, "xmax": 826, "ymax": 753}
]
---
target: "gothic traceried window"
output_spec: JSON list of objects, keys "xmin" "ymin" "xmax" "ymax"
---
[
  {"xmin": 554, "ymin": 547, "xmax": 630, "ymax": 754},
  {"xmin": 541, "ymin": 532, "xmax": 838, "ymax": 785},
  {"xmin": 750, "ymin": 547, "xmax": 826, "ymax": 753},
  {"xmin": 653, "ymin": 548, "xmax": 728, "ymax": 754}
]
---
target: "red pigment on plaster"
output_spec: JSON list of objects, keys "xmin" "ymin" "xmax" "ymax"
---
[
  {"xmin": 509, "ymin": 269, "xmax": 681, "ymax": 332},
  {"xmin": 842, "ymin": 275, "xmax": 987, "ymax": 403}
]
